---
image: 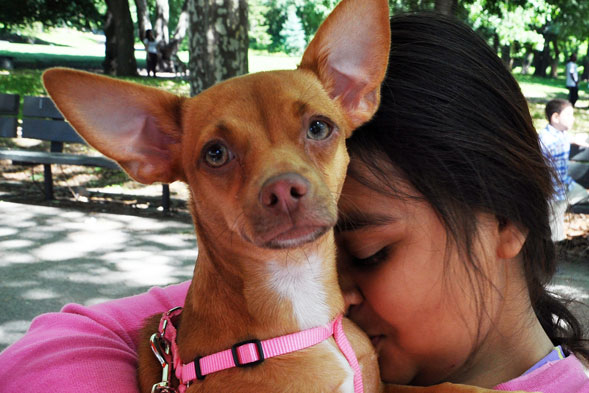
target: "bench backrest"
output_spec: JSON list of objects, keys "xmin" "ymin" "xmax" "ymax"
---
[
  {"xmin": 22, "ymin": 96, "xmax": 85, "ymax": 151},
  {"xmin": 0, "ymin": 93, "xmax": 19, "ymax": 138}
]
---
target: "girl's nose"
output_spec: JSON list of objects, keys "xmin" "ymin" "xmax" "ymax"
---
[
  {"xmin": 336, "ymin": 240, "xmax": 363, "ymax": 313},
  {"xmin": 338, "ymin": 263, "xmax": 364, "ymax": 313},
  {"xmin": 342, "ymin": 286, "xmax": 363, "ymax": 314}
]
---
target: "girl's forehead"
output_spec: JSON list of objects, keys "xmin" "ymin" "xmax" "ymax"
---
[
  {"xmin": 345, "ymin": 156, "xmax": 417, "ymax": 200},
  {"xmin": 340, "ymin": 164, "xmax": 421, "ymax": 225}
]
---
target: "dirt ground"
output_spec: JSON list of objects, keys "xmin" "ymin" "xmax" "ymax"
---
[
  {"xmin": 0, "ymin": 162, "xmax": 193, "ymax": 221},
  {"xmin": 562, "ymin": 213, "xmax": 589, "ymax": 262}
]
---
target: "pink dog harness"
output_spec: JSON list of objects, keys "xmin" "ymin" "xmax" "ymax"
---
[{"xmin": 149, "ymin": 307, "xmax": 364, "ymax": 393}]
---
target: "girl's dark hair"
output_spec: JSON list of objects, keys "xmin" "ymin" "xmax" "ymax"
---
[{"xmin": 347, "ymin": 12, "xmax": 588, "ymax": 359}]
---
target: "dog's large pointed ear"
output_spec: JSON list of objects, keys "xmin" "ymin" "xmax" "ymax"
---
[
  {"xmin": 42, "ymin": 68, "xmax": 186, "ymax": 184},
  {"xmin": 299, "ymin": 0, "xmax": 390, "ymax": 132}
]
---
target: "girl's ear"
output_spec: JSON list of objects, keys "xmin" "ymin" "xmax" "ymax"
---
[{"xmin": 497, "ymin": 220, "xmax": 528, "ymax": 260}]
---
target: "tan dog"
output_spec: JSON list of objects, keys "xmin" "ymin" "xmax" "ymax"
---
[{"xmin": 43, "ymin": 0, "xmax": 522, "ymax": 392}]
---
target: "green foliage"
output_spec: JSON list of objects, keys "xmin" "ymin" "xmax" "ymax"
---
[
  {"xmin": 261, "ymin": 0, "xmax": 287, "ymax": 52},
  {"xmin": 548, "ymin": 0, "xmax": 589, "ymax": 39},
  {"xmin": 168, "ymin": 0, "xmax": 186, "ymax": 32},
  {"xmin": 297, "ymin": 0, "xmax": 338, "ymax": 41},
  {"xmin": 0, "ymin": 0, "xmax": 103, "ymax": 30},
  {"xmin": 0, "ymin": 70, "xmax": 47, "ymax": 96},
  {"xmin": 388, "ymin": 0, "xmax": 434, "ymax": 13},
  {"xmin": 281, "ymin": 6, "xmax": 306, "ymax": 55},
  {"xmin": 468, "ymin": 0, "xmax": 547, "ymax": 52},
  {"xmin": 465, "ymin": 0, "xmax": 589, "ymax": 68},
  {"xmin": 4, "ymin": 0, "xmax": 589, "ymax": 79},
  {"xmin": 248, "ymin": 0, "xmax": 338, "ymax": 54},
  {"xmin": 249, "ymin": 0, "xmax": 272, "ymax": 49}
]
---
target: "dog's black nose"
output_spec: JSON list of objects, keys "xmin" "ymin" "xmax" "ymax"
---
[{"xmin": 260, "ymin": 173, "xmax": 309, "ymax": 214}]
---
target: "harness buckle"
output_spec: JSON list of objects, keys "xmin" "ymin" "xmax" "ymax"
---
[{"xmin": 231, "ymin": 339, "xmax": 265, "ymax": 368}]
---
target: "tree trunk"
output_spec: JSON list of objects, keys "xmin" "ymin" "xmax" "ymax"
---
[
  {"xmin": 155, "ymin": 0, "xmax": 170, "ymax": 46},
  {"xmin": 533, "ymin": 40, "xmax": 550, "ymax": 77},
  {"xmin": 435, "ymin": 0, "xmax": 456, "ymax": 15},
  {"xmin": 104, "ymin": 0, "xmax": 138, "ymax": 76},
  {"xmin": 134, "ymin": 0, "xmax": 152, "ymax": 41},
  {"xmin": 188, "ymin": 0, "xmax": 249, "ymax": 95},
  {"xmin": 582, "ymin": 38, "xmax": 589, "ymax": 80},
  {"xmin": 492, "ymin": 33, "xmax": 499, "ymax": 54},
  {"xmin": 159, "ymin": 0, "xmax": 190, "ymax": 73},
  {"xmin": 501, "ymin": 44, "xmax": 512, "ymax": 70},
  {"xmin": 521, "ymin": 49, "xmax": 533, "ymax": 75},
  {"xmin": 173, "ymin": 1, "xmax": 190, "ymax": 44},
  {"xmin": 550, "ymin": 38, "xmax": 560, "ymax": 78},
  {"xmin": 103, "ymin": 6, "xmax": 116, "ymax": 74}
]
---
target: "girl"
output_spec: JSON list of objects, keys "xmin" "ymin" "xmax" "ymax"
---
[
  {"xmin": 0, "ymin": 12, "xmax": 587, "ymax": 393},
  {"xmin": 337, "ymin": 12, "xmax": 588, "ymax": 391},
  {"xmin": 144, "ymin": 29, "xmax": 158, "ymax": 77}
]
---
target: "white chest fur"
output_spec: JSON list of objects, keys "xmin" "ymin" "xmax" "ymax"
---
[
  {"xmin": 263, "ymin": 254, "xmax": 354, "ymax": 393},
  {"xmin": 265, "ymin": 253, "xmax": 330, "ymax": 329}
]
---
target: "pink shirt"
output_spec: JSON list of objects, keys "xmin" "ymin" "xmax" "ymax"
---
[
  {"xmin": 0, "ymin": 281, "xmax": 190, "ymax": 392},
  {"xmin": 494, "ymin": 355, "xmax": 589, "ymax": 392},
  {"xmin": 1, "ymin": 281, "xmax": 587, "ymax": 392}
]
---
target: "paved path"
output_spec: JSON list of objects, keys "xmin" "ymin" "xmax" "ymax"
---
[
  {"xmin": 0, "ymin": 201, "xmax": 587, "ymax": 352},
  {"xmin": 0, "ymin": 201, "xmax": 196, "ymax": 351},
  {"xmin": 549, "ymin": 257, "xmax": 589, "ymax": 327}
]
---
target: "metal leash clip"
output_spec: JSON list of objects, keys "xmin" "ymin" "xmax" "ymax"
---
[{"xmin": 150, "ymin": 332, "xmax": 177, "ymax": 393}]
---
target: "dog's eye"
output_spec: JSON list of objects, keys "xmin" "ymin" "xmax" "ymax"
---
[
  {"xmin": 203, "ymin": 142, "xmax": 232, "ymax": 168},
  {"xmin": 307, "ymin": 120, "xmax": 332, "ymax": 141}
]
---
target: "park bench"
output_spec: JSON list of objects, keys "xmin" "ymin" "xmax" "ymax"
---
[
  {"xmin": 570, "ymin": 143, "xmax": 589, "ymax": 187},
  {"xmin": 0, "ymin": 93, "xmax": 171, "ymax": 210},
  {"xmin": 569, "ymin": 143, "xmax": 589, "ymax": 214}
]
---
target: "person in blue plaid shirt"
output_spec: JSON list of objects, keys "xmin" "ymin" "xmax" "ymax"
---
[{"xmin": 539, "ymin": 98, "xmax": 589, "ymax": 241}]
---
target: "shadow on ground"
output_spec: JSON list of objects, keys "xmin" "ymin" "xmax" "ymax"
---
[{"xmin": 0, "ymin": 201, "xmax": 196, "ymax": 351}]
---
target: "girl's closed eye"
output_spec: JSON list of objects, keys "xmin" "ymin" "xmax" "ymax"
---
[{"xmin": 352, "ymin": 246, "xmax": 391, "ymax": 267}]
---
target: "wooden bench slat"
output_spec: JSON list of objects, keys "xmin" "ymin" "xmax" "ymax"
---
[
  {"xmin": 571, "ymin": 148, "xmax": 589, "ymax": 162},
  {"xmin": 21, "ymin": 118, "xmax": 85, "ymax": 143},
  {"xmin": 0, "ymin": 149, "xmax": 120, "ymax": 169},
  {"xmin": 569, "ymin": 161, "xmax": 589, "ymax": 189},
  {"xmin": 0, "ymin": 94, "xmax": 19, "ymax": 114},
  {"xmin": 0, "ymin": 118, "xmax": 17, "ymax": 138},
  {"xmin": 23, "ymin": 96, "xmax": 63, "ymax": 119}
]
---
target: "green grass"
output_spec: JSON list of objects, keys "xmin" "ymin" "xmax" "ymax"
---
[{"xmin": 248, "ymin": 50, "xmax": 298, "ymax": 73}]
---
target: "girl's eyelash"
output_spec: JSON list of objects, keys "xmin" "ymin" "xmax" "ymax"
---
[{"xmin": 352, "ymin": 246, "xmax": 390, "ymax": 267}]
